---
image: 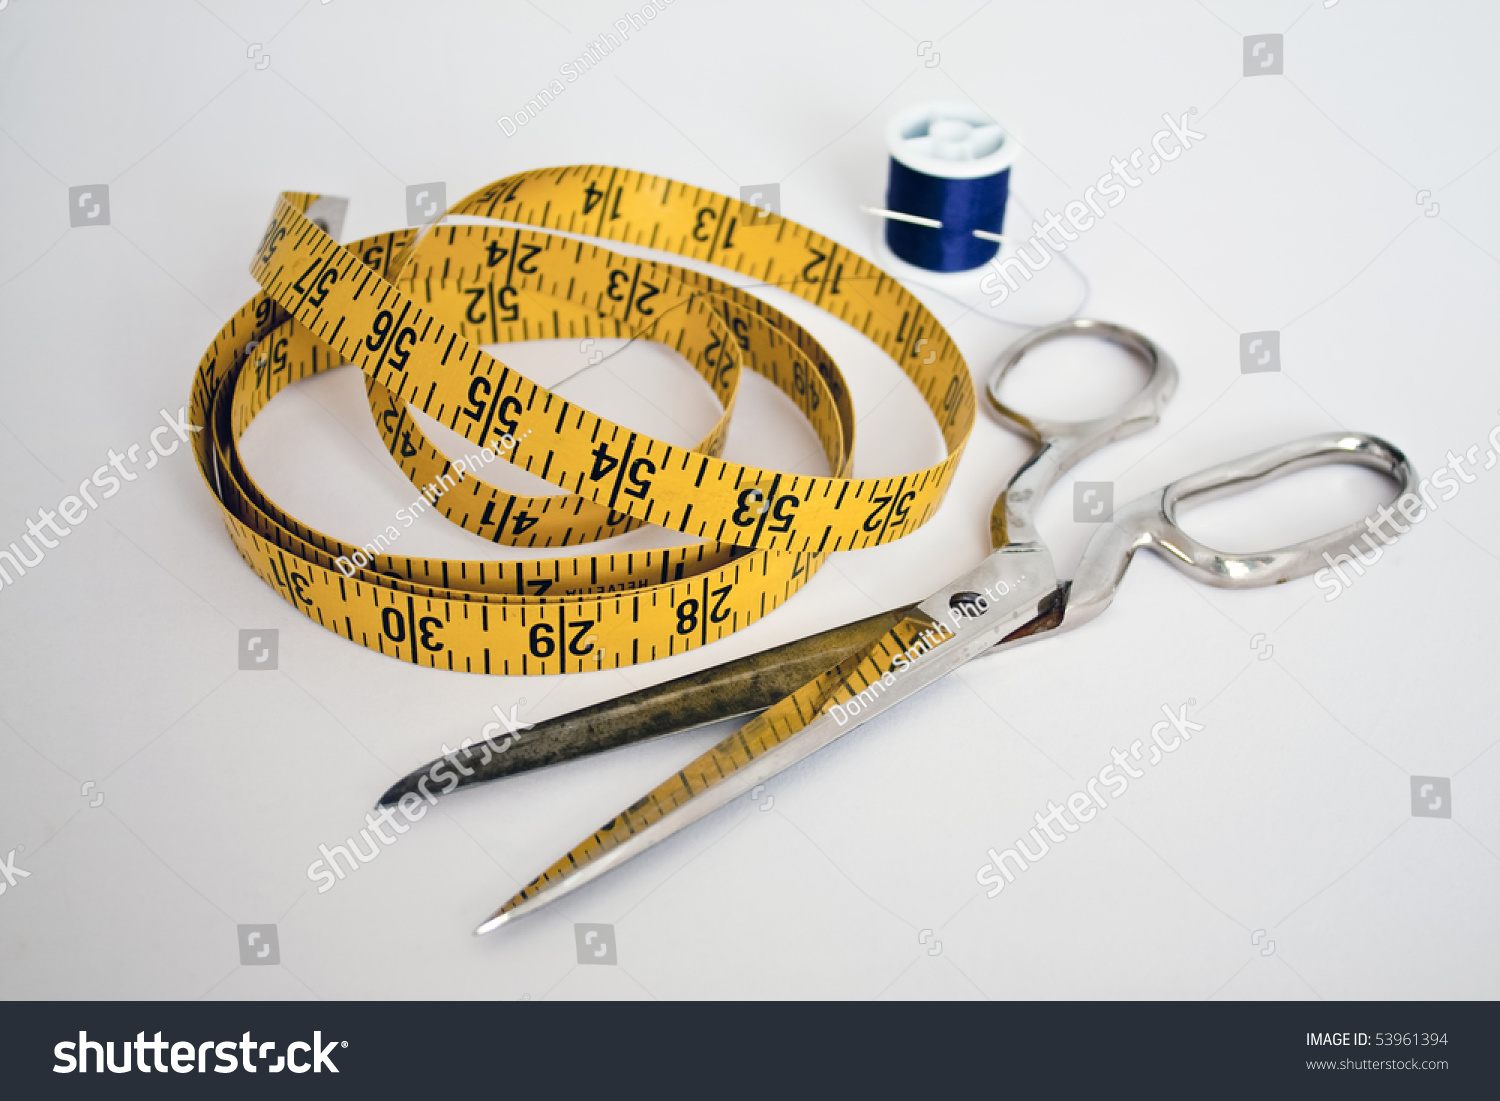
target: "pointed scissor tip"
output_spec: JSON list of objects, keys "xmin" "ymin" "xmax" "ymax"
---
[
  {"xmin": 374, "ymin": 779, "xmax": 406, "ymax": 809},
  {"xmin": 474, "ymin": 912, "xmax": 510, "ymax": 936}
]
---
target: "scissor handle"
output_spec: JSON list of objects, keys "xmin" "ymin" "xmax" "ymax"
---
[
  {"xmin": 1065, "ymin": 432, "xmax": 1417, "ymax": 629},
  {"xmin": 986, "ymin": 319, "xmax": 1178, "ymax": 549}
]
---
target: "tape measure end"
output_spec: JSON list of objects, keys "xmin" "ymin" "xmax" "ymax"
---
[{"xmin": 304, "ymin": 195, "xmax": 350, "ymax": 242}]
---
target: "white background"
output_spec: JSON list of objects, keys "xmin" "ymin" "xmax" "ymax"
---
[{"xmin": 1, "ymin": 0, "xmax": 1497, "ymax": 1000}]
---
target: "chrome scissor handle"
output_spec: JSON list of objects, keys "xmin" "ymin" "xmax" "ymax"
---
[
  {"xmin": 986, "ymin": 319, "xmax": 1178, "ymax": 550},
  {"xmin": 1065, "ymin": 432, "xmax": 1417, "ymax": 629}
]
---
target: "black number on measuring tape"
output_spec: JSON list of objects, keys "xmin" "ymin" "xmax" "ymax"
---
[
  {"xmin": 382, "ymin": 606, "xmax": 444, "ymax": 652},
  {"xmin": 692, "ymin": 207, "xmax": 715, "ymax": 243},
  {"xmin": 362, "ymin": 243, "xmax": 385, "ymax": 271},
  {"xmin": 765, "ymin": 494, "xmax": 798, "ymax": 534},
  {"xmin": 293, "ymin": 258, "xmax": 320, "ymax": 298},
  {"xmin": 496, "ymin": 285, "xmax": 519, "ymax": 323},
  {"xmin": 704, "ymin": 334, "xmax": 725, "ymax": 372},
  {"xmin": 703, "ymin": 315, "xmax": 748, "ymax": 375},
  {"xmin": 308, "ymin": 268, "xmax": 337, "ymax": 307},
  {"xmin": 603, "ymin": 266, "xmax": 658, "ymax": 314},
  {"xmin": 863, "ymin": 490, "xmax": 915, "ymax": 533},
  {"xmin": 579, "ymin": 181, "xmax": 623, "ymax": 220},
  {"xmin": 400, "ymin": 430, "xmax": 417, "ymax": 458},
  {"xmin": 511, "ymin": 510, "xmax": 538, "ymax": 536},
  {"xmin": 791, "ymin": 362, "xmax": 821, "ymax": 410},
  {"xmin": 493, "ymin": 178, "xmax": 523, "ymax": 205},
  {"xmin": 287, "ymin": 570, "xmax": 312, "ymax": 606},
  {"xmin": 726, "ymin": 313, "xmax": 749, "ymax": 351},
  {"xmin": 485, "ymin": 241, "xmax": 507, "ymax": 268},
  {"xmin": 389, "ymin": 327, "xmax": 416, "ymax": 369},
  {"xmin": 675, "ymin": 598, "xmax": 699, "ymax": 635},
  {"xmin": 292, "ymin": 258, "xmax": 338, "ymax": 309},
  {"xmin": 517, "ymin": 243, "xmax": 542, "ymax": 274},
  {"xmin": 622, "ymin": 457, "xmax": 655, "ymax": 500},
  {"xmin": 588, "ymin": 442, "xmax": 619, "ymax": 482},
  {"xmin": 709, "ymin": 584, "xmax": 732, "ymax": 623},
  {"xmin": 529, "ymin": 622, "xmax": 556, "ymax": 659},
  {"xmin": 582, "ymin": 181, "xmax": 605, "ymax": 215},
  {"xmin": 894, "ymin": 490, "xmax": 915, "ymax": 527},
  {"xmin": 255, "ymin": 225, "xmax": 286, "ymax": 266},
  {"xmin": 635, "ymin": 281, "xmax": 658, "ymax": 316},
  {"xmin": 367, "ymin": 310, "xmax": 417, "ymax": 368},
  {"xmin": 567, "ymin": 620, "xmax": 596, "ymax": 656},
  {"xmin": 709, "ymin": 354, "xmax": 733, "ymax": 392},
  {"xmin": 802, "ymin": 248, "xmax": 827, "ymax": 285},
  {"xmin": 463, "ymin": 377, "xmax": 490, "ymax": 423},
  {"xmin": 730, "ymin": 490, "xmax": 792, "ymax": 531},
  {"xmin": 270, "ymin": 549, "xmax": 313, "ymax": 598},
  {"xmin": 732, "ymin": 487, "xmax": 768, "ymax": 527},
  {"xmin": 495, "ymin": 394, "xmax": 522, "ymax": 439},
  {"xmin": 464, "ymin": 287, "xmax": 487, "ymax": 324},
  {"xmin": 254, "ymin": 298, "xmax": 276, "ymax": 327},
  {"xmin": 366, "ymin": 310, "xmax": 393, "ymax": 351}
]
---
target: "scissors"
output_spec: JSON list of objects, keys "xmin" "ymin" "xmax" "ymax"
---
[{"xmin": 374, "ymin": 318, "xmax": 1415, "ymax": 934}]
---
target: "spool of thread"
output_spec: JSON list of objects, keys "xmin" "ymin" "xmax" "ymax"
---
[{"xmin": 883, "ymin": 102, "xmax": 1016, "ymax": 273}]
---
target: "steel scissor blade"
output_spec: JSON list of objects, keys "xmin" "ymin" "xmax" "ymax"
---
[
  {"xmin": 376, "ymin": 610, "xmax": 909, "ymax": 809},
  {"xmin": 477, "ymin": 546, "xmax": 1057, "ymax": 932}
]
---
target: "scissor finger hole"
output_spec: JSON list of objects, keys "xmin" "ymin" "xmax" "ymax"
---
[
  {"xmin": 986, "ymin": 319, "xmax": 1172, "ymax": 437},
  {"xmin": 1171, "ymin": 459, "xmax": 1403, "ymax": 554},
  {"xmin": 990, "ymin": 333, "xmax": 1152, "ymax": 425}
]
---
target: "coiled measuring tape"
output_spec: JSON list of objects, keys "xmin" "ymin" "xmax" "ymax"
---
[{"xmin": 190, "ymin": 167, "xmax": 976, "ymax": 674}]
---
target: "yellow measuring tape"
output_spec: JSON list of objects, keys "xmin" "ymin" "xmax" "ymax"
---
[{"xmin": 190, "ymin": 167, "xmax": 976, "ymax": 674}]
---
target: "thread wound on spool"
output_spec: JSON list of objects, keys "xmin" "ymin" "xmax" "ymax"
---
[{"xmin": 884, "ymin": 101, "xmax": 1015, "ymax": 273}]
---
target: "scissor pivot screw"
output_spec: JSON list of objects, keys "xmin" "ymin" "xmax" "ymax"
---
[{"xmin": 949, "ymin": 591, "xmax": 989, "ymax": 617}]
